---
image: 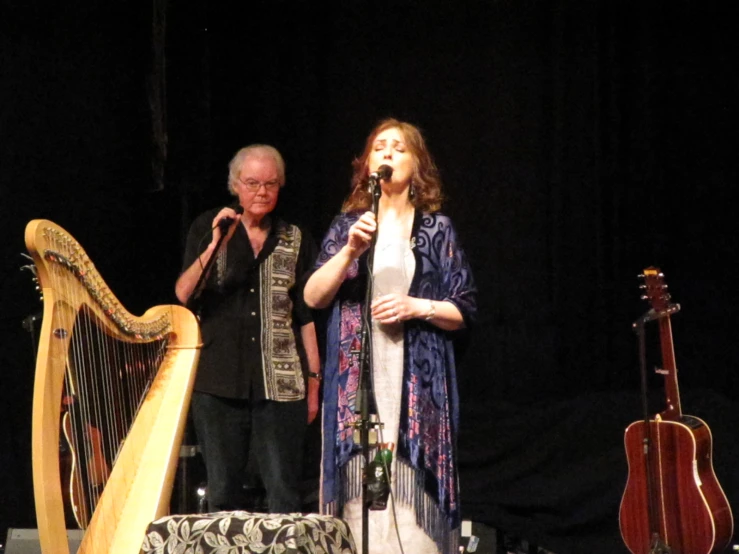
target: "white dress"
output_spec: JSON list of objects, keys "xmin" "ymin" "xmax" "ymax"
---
[{"xmin": 342, "ymin": 230, "xmax": 439, "ymax": 554}]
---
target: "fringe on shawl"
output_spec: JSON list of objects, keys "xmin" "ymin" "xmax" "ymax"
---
[{"xmin": 321, "ymin": 452, "xmax": 460, "ymax": 554}]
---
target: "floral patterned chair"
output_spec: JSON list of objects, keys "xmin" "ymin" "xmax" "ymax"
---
[{"xmin": 139, "ymin": 511, "xmax": 356, "ymax": 554}]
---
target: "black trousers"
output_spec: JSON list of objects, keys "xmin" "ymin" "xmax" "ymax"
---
[{"xmin": 191, "ymin": 391, "xmax": 307, "ymax": 513}]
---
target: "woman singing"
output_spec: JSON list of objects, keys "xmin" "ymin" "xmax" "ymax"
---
[{"xmin": 305, "ymin": 118, "xmax": 477, "ymax": 553}]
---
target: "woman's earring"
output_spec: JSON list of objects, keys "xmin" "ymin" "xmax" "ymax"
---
[{"xmin": 409, "ymin": 183, "xmax": 416, "ymax": 200}]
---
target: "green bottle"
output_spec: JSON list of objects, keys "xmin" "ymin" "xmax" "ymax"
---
[{"xmin": 368, "ymin": 442, "xmax": 394, "ymax": 511}]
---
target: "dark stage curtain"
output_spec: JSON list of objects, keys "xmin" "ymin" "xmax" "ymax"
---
[{"xmin": 2, "ymin": 2, "xmax": 738, "ymax": 553}]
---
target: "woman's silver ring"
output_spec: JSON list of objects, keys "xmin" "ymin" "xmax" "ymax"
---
[{"xmin": 395, "ymin": 315, "xmax": 400, "ymax": 323}]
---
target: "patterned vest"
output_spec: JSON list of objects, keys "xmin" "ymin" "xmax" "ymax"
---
[{"xmin": 260, "ymin": 222, "xmax": 305, "ymax": 401}]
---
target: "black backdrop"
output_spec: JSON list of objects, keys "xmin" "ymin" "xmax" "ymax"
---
[{"xmin": 2, "ymin": 2, "xmax": 738, "ymax": 553}]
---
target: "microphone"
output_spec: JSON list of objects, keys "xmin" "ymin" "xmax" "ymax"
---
[
  {"xmin": 368, "ymin": 165, "xmax": 392, "ymax": 215},
  {"xmin": 217, "ymin": 205, "xmax": 244, "ymax": 231},
  {"xmin": 368, "ymin": 164, "xmax": 393, "ymax": 183}
]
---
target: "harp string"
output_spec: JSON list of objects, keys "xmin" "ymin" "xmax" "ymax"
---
[{"xmin": 45, "ymin": 228, "xmax": 168, "ymax": 529}]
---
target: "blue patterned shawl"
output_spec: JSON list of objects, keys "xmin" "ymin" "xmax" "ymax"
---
[{"xmin": 317, "ymin": 210, "xmax": 477, "ymax": 551}]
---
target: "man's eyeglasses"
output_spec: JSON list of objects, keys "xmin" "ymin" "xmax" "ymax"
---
[{"xmin": 239, "ymin": 179, "xmax": 281, "ymax": 191}]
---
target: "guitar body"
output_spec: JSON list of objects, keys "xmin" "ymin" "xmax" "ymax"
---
[
  {"xmin": 62, "ymin": 412, "xmax": 89, "ymax": 529},
  {"xmin": 62, "ymin": 410, "xmax": 110, "ymax": 528},
  {"xmin": 619, "ymin": 416, "xmax": 733, "ymax": 554}
]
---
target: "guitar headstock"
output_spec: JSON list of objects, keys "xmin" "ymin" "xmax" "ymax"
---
[{"xmin": 639, "ymin": 266, "xmax": 672, "ymax": 313}]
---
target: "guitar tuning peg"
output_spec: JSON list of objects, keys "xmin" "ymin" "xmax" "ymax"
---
[
  {"xmin": 638, "ymin": 284, "xmax": 646, "ymax": 289},
  {"xmin": 640, "ymin": 295, "xmax": 648, "ymax": 300}
]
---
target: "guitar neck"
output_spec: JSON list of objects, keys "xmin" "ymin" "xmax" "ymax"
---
[{"xmin": 658, "ymin": 315, "xmax": 682, "ymax": 419}]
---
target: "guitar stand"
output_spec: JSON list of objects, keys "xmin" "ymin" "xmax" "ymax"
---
[
  {"xmin": 649, "ymin": 533, "xmax": 672, "ymax": 554},
  {"xmin": 634, "ymin": 321, "xmax": 673, "ymax": 554}
]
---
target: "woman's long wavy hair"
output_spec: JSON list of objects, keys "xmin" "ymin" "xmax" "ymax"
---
[{"xmin": 341, "ymin": 118, "xmax": 444, "ymax": 213}]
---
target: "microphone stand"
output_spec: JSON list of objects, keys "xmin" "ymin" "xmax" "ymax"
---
[
  {"xmin": 178, "ymin": 219, "xmax": 233, "ymax": 514},
  {"xmin": 353, "ymin": 177, "xmax": 383, "ymax": 554},
  {"xmin": 186, "ymin": 222, "xmax": 231, "ymax": 318}
]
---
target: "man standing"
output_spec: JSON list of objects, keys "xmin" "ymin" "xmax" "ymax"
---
[{"xmin": 176, "ymin": 144, "xmax": 320, "ymax": 512}]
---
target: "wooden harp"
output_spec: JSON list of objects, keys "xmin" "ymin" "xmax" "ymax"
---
[{"xmin": 26, "ymin": 219, "xmax": 201, "ymax": 554}]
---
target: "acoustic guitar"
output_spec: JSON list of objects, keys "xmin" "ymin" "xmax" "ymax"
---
[{"xmin": 619, "ymin": 267, "xmax": 733, "ymax": 554}]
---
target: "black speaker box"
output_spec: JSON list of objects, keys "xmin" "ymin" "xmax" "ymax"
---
[{"xmin": 4, "ymin": 528, "xmax": 84, "ymax": 554}]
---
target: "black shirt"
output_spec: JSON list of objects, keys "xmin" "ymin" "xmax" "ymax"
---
[{"xmin": 181, "ymin": 208, "xmax": 316, "ymax": 400}]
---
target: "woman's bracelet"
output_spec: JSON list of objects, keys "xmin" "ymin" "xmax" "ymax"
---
[
  {"xmin": 425, "ymin": 299, "xmax": 436, "ymax": 321},
  {"xmin": 308, "ymin": 371, "xmax": 322, "ymax": 381}
]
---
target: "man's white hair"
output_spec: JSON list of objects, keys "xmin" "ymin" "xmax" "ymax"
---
[{"xmin": 227, "ymin": 144, "xmax": 286, "ymax": 195}]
